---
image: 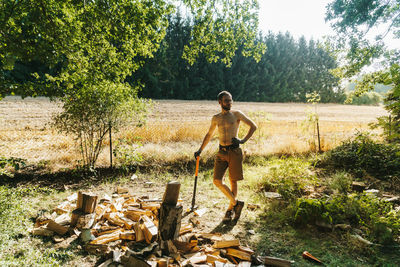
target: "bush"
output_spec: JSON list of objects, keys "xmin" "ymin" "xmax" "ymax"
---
[
  {"xmin": 0, "ymin": 157, "xmax": 26, "ymax": 177},
  {"xmin": 317, "ymin": 133, "xmax": 400, "ymax": 180},
  {"xmin": 345, "ymin": 91, "xmax": 382, "ymax": 105},
  {"xmin": 261, "ymin": 157, "xmax": 317, "ymax": 201},
  {"xmin": 294, "ymin": 193, "xmax": 400, "ymax": 244}
]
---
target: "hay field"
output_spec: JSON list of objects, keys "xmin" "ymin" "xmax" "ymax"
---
[{"xmin": 0, "ymin": 96, "xmax": 388, "ymax": 170}]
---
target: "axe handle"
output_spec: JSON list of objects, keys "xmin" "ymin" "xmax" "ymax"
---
[{"xmin": 191, "ymin": 156, "xmax": 200, "ymax": 210}]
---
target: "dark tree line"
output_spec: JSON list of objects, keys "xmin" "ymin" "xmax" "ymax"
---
[
  {"xmin": 133, "ymin": 14, "xmax": 345, "ymax": 103},
  {"xmin": 2, "ymin": 13, "xmax": 345, "ymax": 103}
]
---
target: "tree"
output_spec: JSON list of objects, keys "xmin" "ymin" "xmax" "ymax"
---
[
  {"xmin": 0, "ymin": 0, "xmax": 265, "ymax": 168},
  {"xmin": 326, "ymin": 0, "xmax": 400, "ymax": 139}
]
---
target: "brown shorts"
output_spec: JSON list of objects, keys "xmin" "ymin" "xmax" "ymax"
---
[{"xmin": 213, "ymin": 147, "xmax": 244, "ymax": 182}]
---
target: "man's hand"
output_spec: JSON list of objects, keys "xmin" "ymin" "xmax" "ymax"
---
[
  {"xmin": 232, "ymin": 137, "xmax": 244, "ymax": 146},
  {"xmin": 194, "ymin": 150, "xmax": 201, "ymax": 159}
]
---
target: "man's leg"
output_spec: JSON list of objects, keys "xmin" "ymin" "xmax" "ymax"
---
[{"xmin": 213, "ymin": 179, "xmax": 236, "ymax": 210}]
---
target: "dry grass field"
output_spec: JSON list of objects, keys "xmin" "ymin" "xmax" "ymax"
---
[{"xmin": 0, "ymin": 96, "xmax": 388, "ymax": 170}]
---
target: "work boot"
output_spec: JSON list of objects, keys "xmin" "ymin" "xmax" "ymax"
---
[
  {"xmin": 233, "ymin": 201, "xmax": 244, "ymax": 221},
  {"xmin": 222, "ymin": 209, "xmax": 233, "ymax": 223}
]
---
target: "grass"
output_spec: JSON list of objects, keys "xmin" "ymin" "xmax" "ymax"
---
[{"xmin": 1, "ymin": 157, "xmax": 399, "ymax": 266}]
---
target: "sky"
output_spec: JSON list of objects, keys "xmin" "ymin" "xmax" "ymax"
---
[
  {"xmin": 257, "ymin": 0, "xmax": 400, "ymax": 49},
  {"xmin": 258, "ymin": 0, "xmax": 333, "ymax": 41}
]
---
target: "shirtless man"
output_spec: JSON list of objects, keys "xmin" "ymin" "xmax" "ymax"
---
[{"xmin": 194, "ymin": 91, "xmax": 257, "ymax": 223}]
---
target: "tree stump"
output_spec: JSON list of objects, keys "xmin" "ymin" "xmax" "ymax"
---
[
  {"xmin": 71, "ymin": 209, "xmax": 96, "ymax": 229},
  {"xmin": 158, "ymin": 203, "xmax": 182, "ymax": 254}
]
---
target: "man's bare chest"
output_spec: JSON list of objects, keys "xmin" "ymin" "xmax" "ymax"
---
[{"xmin": 217, "ymin": 114, "xmax": 239, "ymax": 129}]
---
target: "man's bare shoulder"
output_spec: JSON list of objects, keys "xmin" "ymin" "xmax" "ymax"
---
[{"xmin": 232, "ymin": 110, "xmax": 246, "ymax": 117}]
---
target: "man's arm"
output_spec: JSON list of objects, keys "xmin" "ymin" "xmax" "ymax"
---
[
  {"xmin": 195, "ymin": 116, "xmax": 217, "ymax": 157},
  {"xmin": 236, "ymin": 111, "xmax": 257, "ymax": 144}
]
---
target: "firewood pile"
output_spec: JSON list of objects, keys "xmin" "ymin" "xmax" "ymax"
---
[{"xmin": 31, "ymin": 183, "xmax": 293, "ymax": 267}]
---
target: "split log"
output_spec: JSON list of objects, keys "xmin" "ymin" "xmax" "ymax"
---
[
  {"xmin": 120, "ymin": 231, "xmax": 136, "ymax": 241},
  {"xmin": 206, "ymin": 254, "xmax": 228, "ymax": 264},
  {"xmin": 142, "ymin": 215, "xmax": 158, "ymax": 243},
  {"xmin": 263, "ymin": 256, "xmax": 294, "ymax": 267},
  {"xmin": 46, "ymin": 220, "xmax": 69, "ymax": 235},
  {"xmin": 141, "ymin": 202, "xmax": 160, "ymax": 211},
  {"xmin": 31, "ymin": 227, "xmax": 54, "ymax": 237},
  {"xmin": 213, "ymin": 239, "xmax": 240, "ymax": 248},
  {"xmin": 54, "ymin": 201, "xmax": 73, "ymax": 214},
  {"xmin": 103, "ymin": 212, "xmax": 125, "ymax": 228},
  {"xmin": 76, "ymin": 192, "xmax": 98, "ymax": 213},
  {"xmin": 116, "ymin": 186, "xmax": 129, "ymax": 194},
  {"xmin": 162, "ymin": 181, "xmax": 181, "ymax": 206},
  {"xmin": 90, "ymin": 229, "xmax": 122, "ymax": 245},
  {"xmin": 133, "ymin": 222, "xmax": 145, "ymax": 242},
  {"xmin": 54, "ymin": 213, "xmax": 70, "ymax": 226},
  {"xmin": 226, "ymin": 248, "xmax": 252, "ymax": 261}
]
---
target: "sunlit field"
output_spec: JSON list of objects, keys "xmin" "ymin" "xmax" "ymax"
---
[{"xmin": 1, "ymin": 96, "xmax": 388, "ymax": 170}]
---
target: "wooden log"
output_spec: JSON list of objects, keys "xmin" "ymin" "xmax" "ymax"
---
[
  {"xmin": 77, "ymin": 192, "xmax": 98, "ymax": 213},
  {"xmin": 71, "ymin": 209, "xmax": 96, "ymax": 229},
  {"xmin": 116, "ymin": 186, "xmax": 129, "ymax": 194},
  {"xmin": 124, "ymin": 207, "xmax": 153, "ymax": 217},
  {"xmin": 133, "ymin": 222, "xmax": 145, "ymax": 242},
  {"xmin": 264, "ymin": 256, "xmax": 294, "ymax": 267},
  {"xmin": 54, "ymin": 213, "xmax": 70, "ymax": 226},
  {"xmin": 213, "ymin": 239, "xmax": 240, "ymax": 248},
  {"xmin": 103, "ymin": 212, "xmax": 125, "ymax": 227},
  {"xmin": 159, "ymin": 203, "xmax": 183, "ymax": 242},
  {"xmin": 120, "ymin": 231, "xmax": 136, "ymax": 240},
  {"xmin": 46, "ymin": 220, "xmax": 69, "ymax": 235},
  {"xmin": 142, "ymin": 215, "xmax": 158, "ymax": 244},
  {"xmin": 54, "ymin": 201, "xmax": 73, "ymax": 214},
  {"xmin": 179, "ymin": 223, "xmax": 193, "ymax": 235},
  {"xmin": 90, "ymin": 230, "xmax": 122, "ymax": 245},
  {"xmin": 31, "ymin": 227, "xmax": 54, "ymax": 237},
  {"xmin": 140, "ymin": 202, "xmax": 160, "ymax": 211},
  {"xmin": 226, "ymin": 248, "xmax": 252, "ymax": 261},
  {"xmin": 162, "ymin": 181, "xmax": 181, "ymax": 206},
  {"xmin": 206, "ymin": 254, "xmax": 228, "ymax": 264}
]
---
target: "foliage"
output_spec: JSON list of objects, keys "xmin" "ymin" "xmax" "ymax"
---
[
  {"xmin": 136, "ymin": 15, "xmax": 344, "ymax": 102},
  {"xmin": 260, "ymin": 157, "xmax": 317, "ymax": 201},
  {"xmin": 52, "ymin": 83, "xmax": 150, "ymax": 168},
  {"xmin": 0, "ymin": 156, "xmax": 25, "ymax": 177},
  {"xmin": 326, "ymin": 0, "xmax": 400, "ymax": 141},
  {"xmin": 294, "ymin": 193, "xmax": 400, "ymax": 244},
  {"xmin": 329, "ymin": 171, "xmax": 353, "ymax": 195},
  {"xmin": 300, "ymin": 92, "xmax": 321, "ymax": 152},
  {"xmin": 317, "ymin": 132, "xmax": 400, "ymax": 180},
  {"xmin": 345, "ymin": 91, "xmax": 382, "ymax": 105},
  {"xmin": 113, "ymin": 137, "xmax": 143, "ymax": 171},
  {"xmin": 0, "ymin": 0, "xmax": 264, "ymax": 99}
]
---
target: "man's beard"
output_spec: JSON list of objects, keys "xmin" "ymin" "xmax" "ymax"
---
[{"xmin": 222, "ymin": 105, "xmax": 231, "ymax": 111}]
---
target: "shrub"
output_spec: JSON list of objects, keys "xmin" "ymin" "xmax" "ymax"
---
[
  {"xmin": 0, "ymin": 157, "xmax": 26, "ymax": 177},
  {"xmin": 317, "ymin": 133, "xmax": 400, "ymax": 180},
  {"xmin": 261, "ymin": 157, "xmax": 317, "ymax": 201},
  {"xmin": 345, "ymin": 91, "xmax": 382, "ymax": 106},
  {"xmin": 294, "ymin": 193, "xmax": 400, "ymax": 244}
]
